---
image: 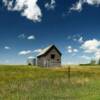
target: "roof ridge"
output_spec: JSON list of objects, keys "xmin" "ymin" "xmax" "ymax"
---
[{"xmin": 37, "ymin": 44, "xmax": 55, "ymax": 57}]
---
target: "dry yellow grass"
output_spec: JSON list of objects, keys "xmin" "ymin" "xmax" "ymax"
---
[{"xmin": 0, "ymin": 65, "xmax": 100, "ymax": 100}]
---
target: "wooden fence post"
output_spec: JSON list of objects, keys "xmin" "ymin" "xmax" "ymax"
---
[{"xmin": 68, "ymin": 66, "xmax": 71, "ymax": 81}]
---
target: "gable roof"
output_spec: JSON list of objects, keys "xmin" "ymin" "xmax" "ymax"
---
[{"xmin": 37, "ymin": 45, "xmax": 62, "ymax": 58}]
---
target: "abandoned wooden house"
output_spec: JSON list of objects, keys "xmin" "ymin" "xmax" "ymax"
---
[{"xmin": 37, "ymin": 45, "xmax": 62, "ymax": 67}]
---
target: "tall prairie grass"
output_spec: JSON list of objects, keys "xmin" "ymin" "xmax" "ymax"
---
[{"xmin": 0, "ymin": 65, "xmax": 100, "ymax": 100}]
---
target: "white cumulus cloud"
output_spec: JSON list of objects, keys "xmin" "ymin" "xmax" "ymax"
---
[
  {"xmin": 67, "ymin": 46, "xmax": 78, "ymax": 53},
  {"xmin": 81, "ymin": 39, "xmax": 100, "ymax": 59},
  {"xmin": 78, "ymin": 36, "xmax": 84, "ymax": 43},
  {"xmin": 67, "ymin": 35, "xmax": 84, "ymax": 44},
  {"xmin": 33, "ymin": 49, "xmax": 43, "ymax": 53},
  {"xmin": 18, "ymin": 34, "xmax": 35, "ymax": 40},
  {"xmin": 27, "ymin": 35, "xmax": 35, "ymax": 40},
  {"xmin": 95, "ymin": 51, "xmax": 100, "ymax": 59},
  {"xmin": 19, "ymin": 50, "xmax": 32, "ymax": 55},
  {"xmin": 18, "ymin": 34, "xmax": 26, "ymax": 39},
  {"xmin": 28, "ymin": 56, "xmax": 35, "ymax": 59},
  {"xmin": 81, "ymin": 55, "xmax": 91, "ymax": 60},
  {"xmin": 81, "ymin": 39, "xmax": 100, "ymax": 53},
  {"xmin": 70, "ymin": 0, "xmax": 100, "ymax": 12},
  {"xmin": 2, "ymin": 0, "xmax": 42, "ymax": 22},
  {"xmin": 70, "ymin": 0, "xmax": 83, "ymax": 12},
  {"xmin": 45, "ymin": 0, "xmax": 56, "ymax": 10},
  {"xmin": 4, "ymin": 46, "xmax": 11, "ymax": 50}
]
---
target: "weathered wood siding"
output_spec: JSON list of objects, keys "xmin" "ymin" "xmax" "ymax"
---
[
  {"xmin": 37, "ymin": 47, "xmax": 61, "ymax": 67},
  {"xmin": 37, "ymin": 56, "xmax": 46, "ymax": 67}
]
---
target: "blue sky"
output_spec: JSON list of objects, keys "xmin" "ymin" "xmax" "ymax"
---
[{"xmin": 0, "ymin": 0, "xmax": 100, "ymax": 65}]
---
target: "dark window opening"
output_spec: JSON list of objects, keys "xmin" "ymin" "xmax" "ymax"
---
[
  {"xmin": 57, "ymin": 59, "xmax": 59, "ymax": 61},
  {"xmin": 51, "ymin": 54, "xmax": 55, "ymax": 59}
]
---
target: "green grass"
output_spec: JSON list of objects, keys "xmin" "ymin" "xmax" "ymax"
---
[{"xmin": 0, "ymin": 65, "xmax": 100, "ymax": 100}]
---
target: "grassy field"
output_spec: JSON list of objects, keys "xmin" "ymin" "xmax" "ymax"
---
[{"xmin": 0, "ymin": 65, "xmax": 100, "ymax": 100}]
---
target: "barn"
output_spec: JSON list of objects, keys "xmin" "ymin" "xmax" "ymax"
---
[{"xmin": 37, "ymin": 45, "xmax": 62, "ymax": 67}]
